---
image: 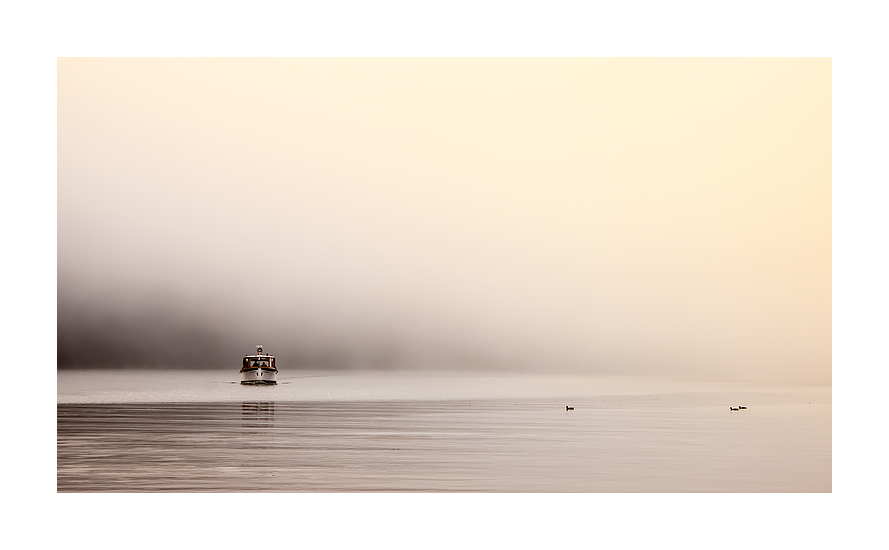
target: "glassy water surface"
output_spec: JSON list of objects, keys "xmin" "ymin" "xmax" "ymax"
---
[{"xmin": 57, "ymin": 371, "xmax": 831, "ymax": 492}]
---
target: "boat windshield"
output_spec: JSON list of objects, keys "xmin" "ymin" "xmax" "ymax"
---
[{"xmin": 248, "ymin": 359, "xmax": 272, "ymax": 368}]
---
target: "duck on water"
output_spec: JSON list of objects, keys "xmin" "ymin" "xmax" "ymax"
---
[{"xmin": 240, "ymin": 345, "xmax": 278, "ymax": 385}]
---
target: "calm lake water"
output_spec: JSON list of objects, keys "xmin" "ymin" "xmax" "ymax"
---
[{"xmin": 57, "ymin": 371, "xmax": 831, "ymax": 492}]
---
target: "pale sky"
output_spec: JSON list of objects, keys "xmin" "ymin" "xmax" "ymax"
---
[{"xmin": 58, "ymin": 58, "xmax": 831, "ymax": 383}]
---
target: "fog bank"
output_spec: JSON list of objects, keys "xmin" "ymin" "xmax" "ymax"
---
[{"xmin": 58, "ymin": 58, "xmax": 831, "ymax": 384}]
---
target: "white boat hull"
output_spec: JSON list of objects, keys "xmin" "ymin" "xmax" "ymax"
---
[{"xmin": 240, "ymin": 368, "xmax": 277, "ymax": 385}]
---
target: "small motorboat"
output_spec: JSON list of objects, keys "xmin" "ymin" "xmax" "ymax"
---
[
  {"xmin": 566, "ymin": 406, "xmax": 574, "ymax": 411},
  {"xmin": 240, "ymin": 345, "xmax": 278, "ymax": 385}
]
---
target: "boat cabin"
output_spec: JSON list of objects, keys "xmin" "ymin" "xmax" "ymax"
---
[{"xmin": 241, "ymin": 345, "xmax": 277, "ymax": 372}]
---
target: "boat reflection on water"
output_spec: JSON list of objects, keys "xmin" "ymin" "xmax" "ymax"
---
[{"xmin": 241, "ymin": 401, "xmax": 275, "ymax": 428}]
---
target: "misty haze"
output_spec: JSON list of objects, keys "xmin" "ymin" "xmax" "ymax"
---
[
  {"xmin": 57, "ymin": 58, "xmax": 831, "ymax": 493},
  {"xmin": 58, "ymin": 58, "xmax": 830, "ymax": 385}
]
